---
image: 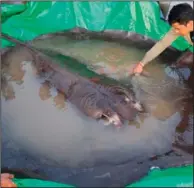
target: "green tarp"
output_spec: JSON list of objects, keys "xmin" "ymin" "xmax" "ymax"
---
[
  {"xmin": 1, "ymin": 1, "xmax": 193, "ymax": 51},
  {"xmin": 127, "ymin": 165, "xmax": 193, "ymax": 187},
  {"xmin": 13, "ymin": 178, "xmax": 74, "ymax": 187},
  {"xmin": 11, "ymin": 165, "xmax": 193, "ymax": 187}
]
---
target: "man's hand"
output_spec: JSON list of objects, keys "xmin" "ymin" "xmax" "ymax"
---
[
  {"xmin": 132, "ymin": 62, "xmax": 144, "ymax": 74},
  {"xmin": 1, "ymin": 173, "xmax": 17, "ymax": 188}
]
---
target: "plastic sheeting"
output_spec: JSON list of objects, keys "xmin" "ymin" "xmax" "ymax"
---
[
  {"xmin": 9, "ymin": 165, "xmax": 193, "ymax": 187},
  {"xmin": 1, "ymin": 3, "xmax": 26, "ymax": 23},
  {"xmin": 13, "ymin": 178, "xmax": 74, "ymax": 187},
  {"xmin": 127, "ymin": 165, "xmax": 193, "ymax": 187},
  {"xmin": 1, "ymin": 1, "xmax": 193, "ymax": 52}
]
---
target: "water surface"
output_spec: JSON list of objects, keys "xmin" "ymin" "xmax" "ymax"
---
[{"xmin": 1, "ymin": 38, "xmax": 192, "ymax": 186}]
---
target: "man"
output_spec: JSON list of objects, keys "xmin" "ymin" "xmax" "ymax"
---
[
  {"xmin": 133, "ymin": 3, "xmax": 193, "ymax": 147},
  {"xmin": 133, "ymin": 3, "xmax": 193, "ymax": 74}
]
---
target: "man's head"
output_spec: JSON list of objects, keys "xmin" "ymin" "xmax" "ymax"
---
[{"xmin": 168, "ymin": 3, "xmax": 193, "ymax": 36}]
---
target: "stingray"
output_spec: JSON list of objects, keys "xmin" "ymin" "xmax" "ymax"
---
[
  {"xmin": 1, "ymin": 33, "xmax": 144, "ymax": 128},
  {"xmin": 1, "ymin": 33, "xmax": 192, "ymax": 188}
]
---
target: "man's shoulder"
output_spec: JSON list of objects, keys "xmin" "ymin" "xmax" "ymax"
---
[
  {"xmin": 158, "ymin": 28, "xmax": 178, "ymax": 44},
  {"xmin": 166, "ymin": 28, "xmax": 179, "ymax": 37}
]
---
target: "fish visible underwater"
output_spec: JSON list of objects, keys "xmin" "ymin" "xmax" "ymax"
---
[
  {"xmin": 30, "ymin": 33, "xmax": 191, "ymax": 120},
  {"xmin": 1, "ymin": 33, "xmax": 193, "ymax": 187},
  {"xmin": 1, "ymin": 33, "xmax": 144, "ymax": 129}
]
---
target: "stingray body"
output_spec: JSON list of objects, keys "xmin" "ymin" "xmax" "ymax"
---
[{"xmin": 1, "ymin": 33, "xmax": 143, "ymax": 128}]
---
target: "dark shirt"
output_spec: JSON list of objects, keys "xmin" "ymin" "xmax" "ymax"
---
[{"xmin": 190, "ymin": 31, "xmax": 194, "ymax": 43}]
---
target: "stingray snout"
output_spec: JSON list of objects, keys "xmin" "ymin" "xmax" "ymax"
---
[
  {"xmin": 102, "ymin": 109, "xmax": 123, "ymax": 128},
  {"xmin": 132, "ymin": 101, "xmax": 144, "ymax": 112}
]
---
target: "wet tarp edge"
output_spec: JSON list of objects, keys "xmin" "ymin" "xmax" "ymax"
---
[
  {"xmin": 1, "ymin": 1, "xmax": 193, "ymax": 52},
  {"xmin": 13, "ymin": 178, "xmax": 75, "ymax": 187},
  {"xmin": 127, "ymin": 164, "xmax": 193, "ymax": 187},
  {"xmin": 10, "ymin": 165, "xmax": 193, "ymax": 187}
]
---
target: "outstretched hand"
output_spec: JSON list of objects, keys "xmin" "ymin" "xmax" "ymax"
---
[
  {"xmin": 132, "ymin": 62, "xmax": 144, "ymax": 75},
  {"xmin": 1, "ymin": 173, "xmax": 17, "ymax": 188},
  {"xmin": 128, "ymin": 62, "xmax": 150, "ymax": 78}
]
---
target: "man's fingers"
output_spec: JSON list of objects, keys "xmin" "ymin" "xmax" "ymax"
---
[
  {"xmin": 1, "ymin": 174, "xmax": 17, "ymax": 188},
  {"xmin": 1, "ymin": 180, "xmax": 17, "ymax": 188},
  {"xmin": 1, "ymin": 173, "xmax": 14, "ymax": 179}
]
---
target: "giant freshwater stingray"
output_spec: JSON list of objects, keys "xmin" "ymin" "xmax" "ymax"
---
[
  {"xmin": 1, "ymin": 33, "xmax": 193, "ymax": 187},
  {"xmin": 1, "ymin": 33, "xmax": 144, "ymax": 128}
]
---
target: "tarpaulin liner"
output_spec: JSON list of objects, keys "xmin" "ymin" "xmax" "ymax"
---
[
  {"xmin": 127, "ymin": 165, "xmax": 193, "ymax": 187},
  {"xmin": 1, "ymin": 1, "xmax": 193, "ymax": 52},
  {"xmin": 13, "ymin": 178, "xmax": 75, "ymax": 187},
  {"xmin": 8, "ymin": 165, "xmax": 193, "ymax": 187},
  {"xmin": 1, "ymin": 3, "xmax": 26, "ymax": 23}
]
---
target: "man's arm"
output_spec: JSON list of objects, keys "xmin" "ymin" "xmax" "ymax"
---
[{"xmin": 141, "ymin": 28, "xmax": 179, "ymax": 66}]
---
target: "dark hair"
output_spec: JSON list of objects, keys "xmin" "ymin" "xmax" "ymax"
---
[{"xmin": 168, "ymin": 3, "xmax": 193, "ymax": 25}]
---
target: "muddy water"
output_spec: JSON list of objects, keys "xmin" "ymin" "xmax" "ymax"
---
[
  {"xmin": 31, "ymin": 36, "xmax": 190, "ymax": 120},
  {"xmin": 1, "ymin": 38, "xmax": 192, "ymax": 186}
]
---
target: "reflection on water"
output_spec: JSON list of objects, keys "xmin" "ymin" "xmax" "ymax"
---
[{"xmin": 1, "ymin": 38, "xmax": 192, "ymax": 170}]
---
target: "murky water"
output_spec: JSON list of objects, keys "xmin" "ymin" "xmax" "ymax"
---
[
  {"xmin": 31, "ymin": 35, "xmax": 191, "ymax": 119},
  {"xmin": 1, "ymin": 37, "xmax": 192, "ymax": 186}
]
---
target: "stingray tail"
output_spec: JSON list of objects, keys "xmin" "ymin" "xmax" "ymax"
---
[{"xmin": 1, "ymin": 33, "xmax": 37, "ymax": 53}]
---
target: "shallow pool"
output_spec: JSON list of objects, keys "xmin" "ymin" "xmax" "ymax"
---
[{"xmin": 1, "ymin": 36, "xmax": 192, "ymax": 187}]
